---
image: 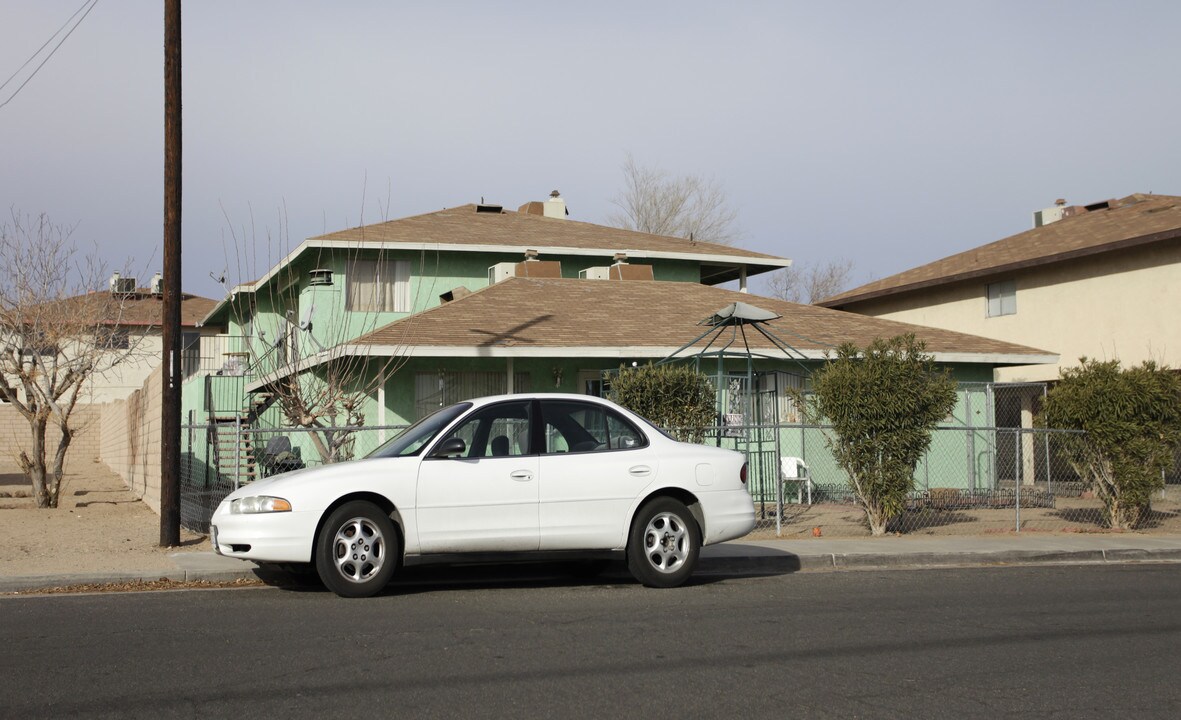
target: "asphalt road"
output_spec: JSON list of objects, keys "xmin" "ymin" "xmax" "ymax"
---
[{"xmin": 2, "ymin": 563, "xmax": 1180, "ymax": 719}]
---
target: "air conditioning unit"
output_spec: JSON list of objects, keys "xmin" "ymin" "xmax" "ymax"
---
[
  {"xmin": 578, "ymin": 266, "xmax": 610, "ymax": 280},
  {"xmin": 488, "ymin": 262, "xmax": 517, "ymax": 284},
  {"xmin": 150, "ymin": 272, "xmax": 163, "ymax": 295},
  {"xmin": 109, "ymin": 273, "xmax": 136, "ymax": 295}
]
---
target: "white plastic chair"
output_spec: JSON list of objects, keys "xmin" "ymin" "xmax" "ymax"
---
[{"xmin": 780, "ymin": 456, "xmax": 813, "ymax": 505}]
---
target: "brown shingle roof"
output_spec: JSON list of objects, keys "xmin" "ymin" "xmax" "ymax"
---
[
  {"xmin": 311, "ymin": 204, "xmax": 787, "ymax": 263},
  {"xmin": 820, "ymin": 193, "xmax": 1181, "ymax": 308},
  {"xmin": 42, "ymin": 290, "xmax": 218, "ymax": 328},
  {"xmin": 348, "ymin": 277, "xmax": 1052, "ymax": 363}
]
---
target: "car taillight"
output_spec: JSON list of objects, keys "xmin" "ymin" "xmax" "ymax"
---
[{"xmin": 740, "ymin": 462, "xmax": 748, "ymax": 485}]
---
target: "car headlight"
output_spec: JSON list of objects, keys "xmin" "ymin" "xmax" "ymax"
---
[{"xmin": 230, "ymin": 496, "xmax": 292, "ymax": 514}]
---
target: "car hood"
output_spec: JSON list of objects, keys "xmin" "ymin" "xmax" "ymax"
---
[{"xmin": 225, "ymin": 456, "xmax": 415, "ymax": 501}]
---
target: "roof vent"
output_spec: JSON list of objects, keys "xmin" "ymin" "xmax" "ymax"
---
[
  {"xmin": 440, "ymin": 286, "xmax": 471, "ymax": 303},
  {"xmin": 476, "ymin": 203, "xmax": 503, "ymax": 214},
  {"xmin": 308, "ymin": 268, "xmax": 334, "ymax": 286}
]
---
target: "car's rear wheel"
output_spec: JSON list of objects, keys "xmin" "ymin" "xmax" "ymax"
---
[
  {"xmin": 626, "ymin": 497, "xmax": 699, "ymax": 588},
  {"xmin": 315, "ymin": 501, "xmax": 399, "ymax": 598}
]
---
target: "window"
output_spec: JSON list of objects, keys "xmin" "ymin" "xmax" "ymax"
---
[
  {"xmin": 97, "ymin": 326, "xmax": 130, "ymax": 350},
  {"xmin": 440, "ymin": 400, "xmax": 532, "ymax": 458},
  {"xmin": 414, "ymin": 371, "xmax": 532, "ymax": 420},
  {"xmin": 987, "ymin": 280, "xmax": 1016, "ymax": 317},
  {"xmin": 181, "ymin": 332, "xmax": 201, "ymax": 378},
  {"xmin": 540, "ymin": 400, "xmax": 646, "ymax": 454},
  {"xmin": 347, "ymin": 259, "xmax": 410, "ymax": 313}
]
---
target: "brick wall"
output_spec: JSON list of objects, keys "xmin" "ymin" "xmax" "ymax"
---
[
  {"xmin": 0, "ymin": 403, "xmax": 102, "ymax": 473},
  {"xmin": 1, "ymin": 366, "xmax": 167, "ymax": 513},
  {"xmin": 99, "ymin": 365, "xmax": 164, "ymax": 513}
]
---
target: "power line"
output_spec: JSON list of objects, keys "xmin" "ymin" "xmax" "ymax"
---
[{"xmin": 0, "ymin": 0, "xmax": 101, "ymax": 111}]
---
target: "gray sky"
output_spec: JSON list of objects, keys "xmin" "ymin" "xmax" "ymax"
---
[{"xmin": 2, "ymin": 1, "xmax": 1178, "ymax": 299}]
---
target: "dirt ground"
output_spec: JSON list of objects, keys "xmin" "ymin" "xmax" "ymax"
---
[
  {"xmin": 2, "ymin": 460, "xmax": 1180, "ymax": 576},
  {"xmin": 748, "ymin": 491, "xmax": 1181, "ymax": 539},
  {"xmin": 0, "ymin": 459, "xmax": 207, "ymax": 577}
]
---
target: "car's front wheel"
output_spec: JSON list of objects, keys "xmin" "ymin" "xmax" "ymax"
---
[
  {"xmin": 626, "ymin": 497, "xmax": 699, "ymax": 588},
  {"xmin": 315, "ymin": 501, "xmax": 399, "ymax": 598}
]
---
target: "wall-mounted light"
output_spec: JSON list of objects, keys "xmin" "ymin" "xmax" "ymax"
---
[{"xmin": 551, "ymin": 366, "xmax": 564, "ymax": 388}]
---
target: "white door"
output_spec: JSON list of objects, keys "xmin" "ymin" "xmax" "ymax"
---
[
  {"xmin": 415, "ymin": 400, "xmax": 538, "ymax": 552},
  {"xmin": 537, "ymin": 399, "xmax": 658, "ymax": 550}
]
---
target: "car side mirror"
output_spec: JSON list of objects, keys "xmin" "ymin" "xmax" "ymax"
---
[{"xmin": 430, "ymin": 437, "xmax": 466, "ymax": 458}]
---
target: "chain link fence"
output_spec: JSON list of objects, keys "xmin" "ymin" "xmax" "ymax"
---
[
  {"xmin": 179, "ymin": 423, "xmax": 407, "ymax": 532},
  {"xmin": 734, "ymin": 424, "xmax": 1083, "ymax": 536},
  {"xmin": 178, "ymin": 417, "xmax": 1181, "ymax": 537}
]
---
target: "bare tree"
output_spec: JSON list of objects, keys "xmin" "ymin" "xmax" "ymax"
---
[
  {"xmin": 607, "ymin": 154, "xmax": 739, "ymax": 245},
  {"xmin": 0, "ymin": 211, "xmax": 142, "ymax": 507},
  {"xmin": 219, "ymin": 205, "xmax": 419, "ymax": 465},
  {"xmin": 767, "ymin": 258, "xmax": 854, "ymax": 304}
]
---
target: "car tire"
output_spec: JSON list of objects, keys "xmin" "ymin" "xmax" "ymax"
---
[
  {"xmin": 626, "ymin": 497, "xmax": 699, "ymax": 588},
  {"xmin": 315, "ymin": 501, "xmax": 399, "ymax": 598}
]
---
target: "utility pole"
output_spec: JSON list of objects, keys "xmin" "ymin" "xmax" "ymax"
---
[{"xmin": 160, "ymin": 0, "xmax": 182, "ymax": 547}]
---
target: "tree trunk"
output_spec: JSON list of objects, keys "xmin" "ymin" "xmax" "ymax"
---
[
  {"xmin": 1108, "ymin": 498, "xmax": 1144, "ymax": 531},
  {"xmin": 50, "ymin": 422, "xmax": 73, "ymax": 507},
  {"xmin": 18, "ymin": 416, "xmax": 53, "ymax": 508},
  {"xmin": 864, "ymin": 502, "xmax": 889, "ymax": 536}
]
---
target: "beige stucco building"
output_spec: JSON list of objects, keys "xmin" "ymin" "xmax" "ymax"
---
[{"xmin": 820, "ymin": 193, "xmax": 1181, "ymax": 383}]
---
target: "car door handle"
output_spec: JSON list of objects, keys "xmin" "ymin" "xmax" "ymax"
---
[
  {"xmin": 510, "ymin": 470, "xmax": 534, "ymax": 481},
  {"xmin": 628, "ymin": 466, "xmax": 651, "ymax": 477}
]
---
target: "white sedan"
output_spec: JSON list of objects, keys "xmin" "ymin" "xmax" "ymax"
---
[{"xmin": 211, "ymin": 393, "xmax": 755, "ymax": 597}]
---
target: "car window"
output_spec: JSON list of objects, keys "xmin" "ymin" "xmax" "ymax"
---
[
  {"xmin": 540, "ymin": 400, "xmax": 647, "ymax": 454},
  {"xmin": 439, "ymin": 400, "xmax": 531, "ymax": 459}
]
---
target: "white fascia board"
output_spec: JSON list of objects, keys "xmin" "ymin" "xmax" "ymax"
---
[
  {"xmin": 310, "ymin": 240, "xmax": 793, "ymax": 269},
  {"xmin": 297, "ymin": 344, "xmax": 1058, "ymax": 368},
  {"xmin": 342, "ymin": 344, "xmax": 823, "ymax": 360},
  {"xmin": 242, "ymin": 345, "xmax": 350, "ymax": 393},
  {"xmin": 200, "ymin": 283, "xmax": 259, "ymax": 326}
]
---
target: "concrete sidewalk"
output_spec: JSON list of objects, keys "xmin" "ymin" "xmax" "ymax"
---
[{"xmin": 4, "ymin": 533, "xmax": 1181, "ymax": 593}]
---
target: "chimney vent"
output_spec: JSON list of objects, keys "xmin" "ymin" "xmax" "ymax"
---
[{"xmin": 543, "ymin": 191, "xmax": 567, "ymax": 219}]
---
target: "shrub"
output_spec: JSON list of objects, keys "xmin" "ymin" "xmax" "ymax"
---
[
  {"xmin": 1039, "ymin": 359, "xmax": 1181, "ymax": 530},
  {"xmin": 610, "ymin": 363, "xmax": 716, "ymax": 443},
  {"xmin": 794, "ymin": 335, "xmax": 957, "ymax": 535}
]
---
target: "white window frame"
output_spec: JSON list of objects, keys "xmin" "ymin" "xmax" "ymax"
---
[
  {"xmin": 987, "ymin": 280, "xmax": 1016, "ymax": 318},
  {"xmin": 347, "ymin": 259, "xmax": 411, "ymax": 313}
]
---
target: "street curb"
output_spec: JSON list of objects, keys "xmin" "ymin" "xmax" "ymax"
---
[
  {"xmin": 696, "ymin": 548, "xmax": 1181, "ymax": 575},
  {"xmin": 6, "ymin": 548, "xmax": 1181, "ymax": 593},
  {"xmin": 0, "ymin": 570, "xmax": 189, "ymax": 593}
]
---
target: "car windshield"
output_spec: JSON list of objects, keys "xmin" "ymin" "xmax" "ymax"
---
[{"xmin": 365, "ymin": 402, "xmax": 472, "ymax": 458}]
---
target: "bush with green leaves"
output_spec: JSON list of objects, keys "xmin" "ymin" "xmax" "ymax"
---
[
  {"xmin": 610, "ymin": 363, "xmax": 716, "ymax": 443},
  {"xmin": 1039, "ymin": 358, "xmax": 1181, "ymax": 530},
  {"xmin": 794, "ymin": 335, "xmax": 957, "ymax": 535}
]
